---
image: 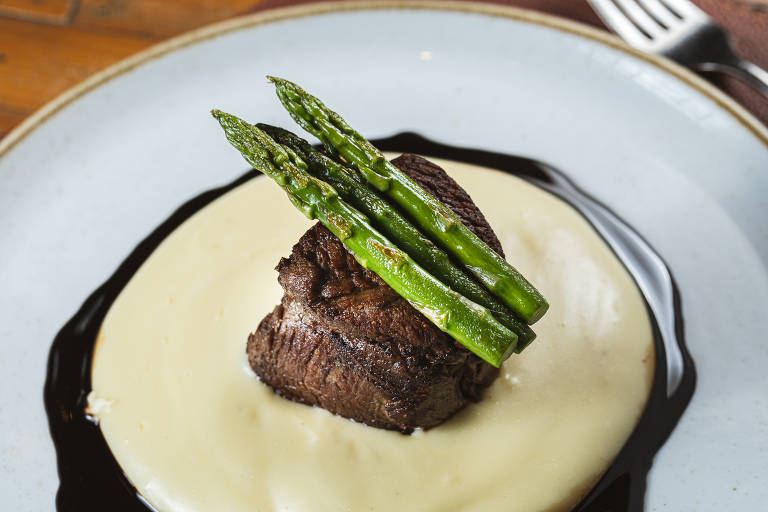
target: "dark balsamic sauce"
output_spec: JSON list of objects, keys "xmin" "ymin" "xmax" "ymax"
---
[{"xmin": 44, "ymin": 133, "xmax": 695, "ymax": 512}]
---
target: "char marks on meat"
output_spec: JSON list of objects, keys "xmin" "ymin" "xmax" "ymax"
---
[{"xmin": 248, "ymin": 154, "xmax": 502, "ymax": 432}]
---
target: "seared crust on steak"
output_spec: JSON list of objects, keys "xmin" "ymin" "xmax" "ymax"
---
[{"xmin": 248, "ymin": 154, "xmax": 502, "ymax": 432}]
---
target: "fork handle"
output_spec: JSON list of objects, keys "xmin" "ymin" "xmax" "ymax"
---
[{"xmin": 696, "ymin": 58, "xmax": 768, "ymax": 99}]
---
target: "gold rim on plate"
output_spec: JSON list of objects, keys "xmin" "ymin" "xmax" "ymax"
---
[{"xmin": 0, "ymin": 0, "xmax": 766, "ymax": 157}]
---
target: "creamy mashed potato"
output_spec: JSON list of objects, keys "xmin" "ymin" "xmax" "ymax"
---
[{"xmin": 89, "ymin": 157, "xmax": 654, "ymax": 512}]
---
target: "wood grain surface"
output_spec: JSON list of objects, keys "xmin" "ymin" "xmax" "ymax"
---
[{"xmin": 1, "ymin": 0, "xmax": 767, "ymax": 139}]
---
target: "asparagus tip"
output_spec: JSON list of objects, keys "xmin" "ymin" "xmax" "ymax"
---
[
  {"xmin": 267, "ymin": 75, "xmax": 302, "ymax": 93},
  {"xmin": 210, "ymin": 109, "xmax": 228, "ymax": 122},
  {"xmin": 210, "ymin": 109, "xmax": 247, "ymax": 135}
]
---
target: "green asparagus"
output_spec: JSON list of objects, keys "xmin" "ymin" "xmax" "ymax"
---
[
  {"xmin": 268, "ymin": 76, "xmax": 549, "ymax": 324},
  {"xmin": 257, "ymin": 123, "xmax": 536, "ymax": 352},
  {"xmin": 212, "ymin": 110, "xmax": 519, "ymax": 366}
]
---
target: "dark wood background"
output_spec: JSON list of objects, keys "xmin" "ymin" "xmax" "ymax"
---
[{"xmin": 1, "ymin": 0, "xmax": 767, "ymax": 139}]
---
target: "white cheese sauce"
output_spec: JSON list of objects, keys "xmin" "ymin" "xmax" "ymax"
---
[{"xmin": 90, "ymin": 157, "xmax": 654, "ymax": 512}]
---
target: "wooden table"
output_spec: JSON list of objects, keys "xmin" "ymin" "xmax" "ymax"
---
[{"xmin": 2, "ymin": 0, "xmax": 767, "ymax": 139}]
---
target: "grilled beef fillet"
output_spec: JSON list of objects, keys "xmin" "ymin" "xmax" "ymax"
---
[{"xmin": 248, "ymin": 154, "xmax": 503, "ymax": 433}]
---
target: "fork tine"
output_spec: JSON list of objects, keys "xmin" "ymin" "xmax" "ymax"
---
[
  {"xmin": 660, "ymin": 0, "xmax": 709, "ymax": 21},
  {"xmin": 614, "ymin": 0, "xmax": 664, "ymax": 37},
  {"xmin": 636, "ymin": 0, "xmax": 680, "ymax": 27},
  {"xmin": 587, "ymin": 0, "xmax": 650, "ymax": 46}
]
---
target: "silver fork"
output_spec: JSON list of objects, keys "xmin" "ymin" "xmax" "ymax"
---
[{"xmin": 588, "ymin": 0, "xmax": 768, "ymax": 98}]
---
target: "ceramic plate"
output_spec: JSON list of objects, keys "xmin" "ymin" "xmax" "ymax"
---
[{"xmin": 1, "ymin": 2, "xmax": 766, "ymax": 510}]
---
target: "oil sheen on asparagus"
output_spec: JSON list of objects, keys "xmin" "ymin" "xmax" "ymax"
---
[
  {"xmin": 257, "ymin": 123, "xmax": 536, "ymax": 352},
  {"xmin": 268, "ymin": 76, "xmax": 548, "ymax": 324},
  {"xmin": 212, "ymin": 110, "xmax": 519, "ymax": 366}
]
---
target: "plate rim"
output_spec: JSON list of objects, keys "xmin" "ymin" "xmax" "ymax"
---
[{"xmin": 0, "ymin": 0, "xmax": 766, "ymax": 160}]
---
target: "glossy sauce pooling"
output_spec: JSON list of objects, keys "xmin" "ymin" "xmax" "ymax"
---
[{"xmin": 44, "ymin": 134, "xmax": 695, "ymax": 511}]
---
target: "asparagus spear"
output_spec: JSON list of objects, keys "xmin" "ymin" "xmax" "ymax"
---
[
  {"xmin": 212, "ymin": 110, "xmax": 518, "ymax": 366},
  {"xmin": 258, "ymin": 123, "xmax": 536, "ymax": 352},
  {"xmin": 268, "ymin": 76, "xmax": 549, "ymax": 324}
]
